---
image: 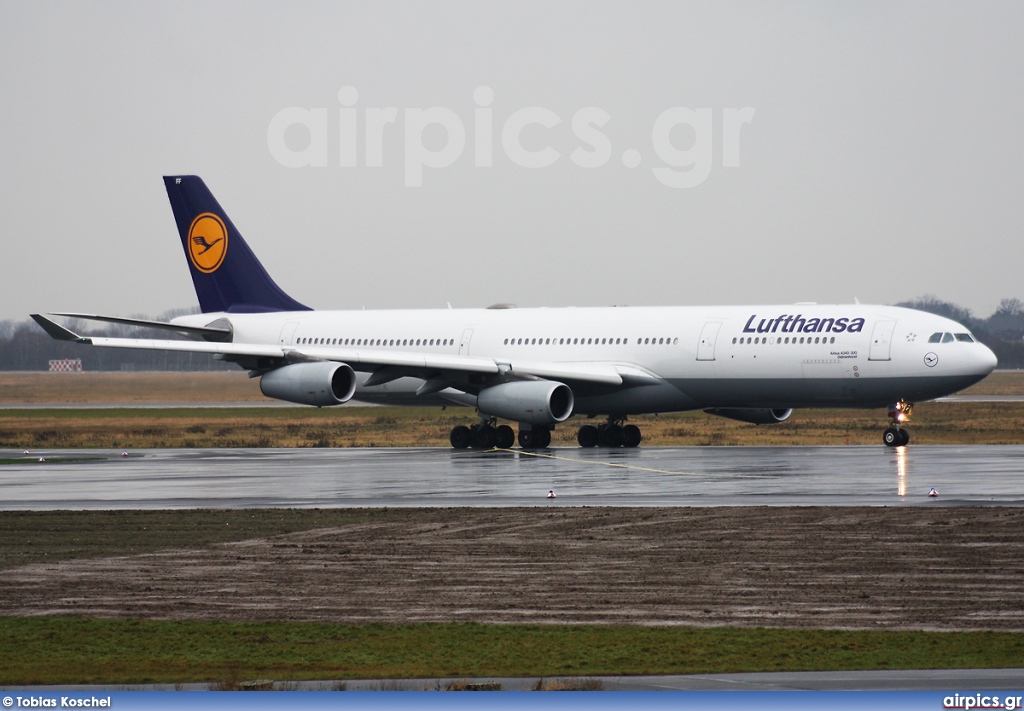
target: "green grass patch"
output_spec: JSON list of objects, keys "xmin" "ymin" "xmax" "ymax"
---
[{"xmin": 0, "ymin": 619, "xmax": 1021, "ymax": 685}]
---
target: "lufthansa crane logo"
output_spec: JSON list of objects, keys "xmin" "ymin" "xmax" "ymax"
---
[{"xmin": 187, "ymin": 213, "xmax": 228, "ymax": 273}]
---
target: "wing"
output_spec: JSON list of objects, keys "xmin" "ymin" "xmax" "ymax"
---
[
  {"xmin": 30, "ymin": 314, "xmax": 656, "ymax": 394},
  {"xmin": 48, "ymin": 313, "xmax": 232, "ymax": 342}
]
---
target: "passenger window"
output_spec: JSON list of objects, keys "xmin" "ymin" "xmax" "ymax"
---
[
  {"xmin": 928, "ymin": 333, "xmax": 943, "ymax": 343},
  {"xmin": 955, "ymin": 333, "xmax": 975, "ymax": 342},
  {"xmin": 732, "ymin": 337, "xmax": 737, "ymax": 344},
  {"xmin": 942, "ymin": 333, "xmax": 954, "ymax": 343}
]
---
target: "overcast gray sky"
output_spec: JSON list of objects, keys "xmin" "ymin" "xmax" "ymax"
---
[{"xmin": 2, "ymin": 1, "xmax": 1022, "ymax": 322}]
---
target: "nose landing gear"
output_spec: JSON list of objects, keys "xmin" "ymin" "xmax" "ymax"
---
[{"xmin": 883, "ymin": 400, "xmax": 913, "ymax": 447}]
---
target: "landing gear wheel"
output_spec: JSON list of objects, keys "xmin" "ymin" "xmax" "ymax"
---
[
  {"xmin": 450, "ymin": 425, "xmax": 471, "ymax": 449},
  {"xmin": 519, "ymin": 428, "xmax": 551, "ymax": 449},
  {"xmin": 494, "ymin": 425, "xmax": 515, "ymax": 449},
  {"xmin": 472, "ymin": 424, "xmax": 496, "ymax": 449},
  {"xmin": 601, "ymin": 424, "xmax": 625, "ymax": 447},
  {"xmin": 577, "ymin": 425, "xmax": 599, "ymax": 448},
  {"xmin": 883, "ymin": 427, "xmax": 901, "ymax": 447},
  {"xmin": 899, "ymin": 428, "xmax": 910, "ymax": 446},
  {"xmin": 623, "ymin": 424, "xmax": 642, "ymax": 448}
]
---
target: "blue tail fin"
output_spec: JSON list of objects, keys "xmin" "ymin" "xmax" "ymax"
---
[{"xmin": 163, "ymin": 175, "xmax": 311, "ymax": 314}]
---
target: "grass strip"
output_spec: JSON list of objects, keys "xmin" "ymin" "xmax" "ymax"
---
[
  {"xmin": 0, "ymin": 619, "xmax": 1021, "ymax": 685},
  {"xmin": 0, "ymin": 457, "xmax": 102, "ymax": 465},
  {"xmin": 6, "ymin": 401, "xmax": 1024, "ymax": 448}
]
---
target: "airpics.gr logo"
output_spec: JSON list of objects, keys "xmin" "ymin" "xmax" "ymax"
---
[{"xmin": 187, "ymin": 213, "xmax": 228, "ymax": 273}]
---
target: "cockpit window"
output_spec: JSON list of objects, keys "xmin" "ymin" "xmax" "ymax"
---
[
  {"xmin": 928, "ymin": 333, "xmax": 943, "ymax": 343},
  {"xmin": 941, "ymin": 333, "xmax": 955, "ymax": 343},
  {"xmin": 955, "ymin": 333, "xmax": 975, "ymax": 343}
]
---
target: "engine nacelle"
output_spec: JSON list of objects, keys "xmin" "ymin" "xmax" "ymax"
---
[
  {"xmin": 704, "ymin": 407, "xmax": 793, "ymax": 425},
  {"xmin": 260, "ymin": 362, "xmax": 357, "ymax": 406},
  {"xmin": 477, "ymin": 380, "xmax": 574, "ymax": 426}
]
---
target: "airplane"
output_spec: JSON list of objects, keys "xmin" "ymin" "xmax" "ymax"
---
[{"xmin": 32, "ymin": 175, "xmax": 998, "ymax": 450}]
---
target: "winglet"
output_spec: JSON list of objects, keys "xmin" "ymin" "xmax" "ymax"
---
[{"xmin": 30, "ymin": 314, "xmax": 92, "ymax": 344}]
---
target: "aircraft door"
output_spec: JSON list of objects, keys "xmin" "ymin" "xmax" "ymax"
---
[
  {"xmin": 279, "ymin": 322, "xmax": 299, "ymax": 346},
  {"xmin": 459, "ymin": 328, "xmax": 474, "ymax": 356},
  {"xmin": 868, "ymin": 320, "xmax": 896, "ymax": 361},
  {"xmin": 697, "ymin": 322, "xmax": 722, "ymax": 361}
]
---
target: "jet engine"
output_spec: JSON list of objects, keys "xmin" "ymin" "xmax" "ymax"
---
[
  {"xmin": 477, "ymin": 380, "xmax": 574, "ymax": 426},
  {"xmin": 704, "ymin": 408, "xmax": 793, "ymax": 425},
  {"xmin": 260, "ymin": 362, "xmax": 357, "ymax": 406}
]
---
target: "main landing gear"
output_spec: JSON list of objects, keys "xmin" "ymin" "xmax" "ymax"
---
[
  {"xmin": 449, "ymin": 416, "xmax": 642, "ymax": 450},
  {"xmin": 450, "ymin": 419, "xmax": 516, "ymax": 449},
  {"xmin": 577, "ymin": 418, "xmax": 642, "ymax": 448},
  {"xmin": 883, "ymin": 400, "xmax": 913, "ymax": 447},
  {"xmin": 449, "ymin": 418, "xmax": 550, "ymax": 449}
]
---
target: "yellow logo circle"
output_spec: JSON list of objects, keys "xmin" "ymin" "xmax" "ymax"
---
[{"xmin": 187, "ymin": 213, "xmax": 228, "ymax": 273}]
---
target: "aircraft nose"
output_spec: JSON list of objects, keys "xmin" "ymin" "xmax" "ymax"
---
[{"xmin": 976, "ymin": 342, "xmax": 998, "ymax": 374}]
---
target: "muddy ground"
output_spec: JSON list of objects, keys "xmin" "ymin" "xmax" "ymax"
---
[{"xmin": 3, "ymin": 507, "xmax": 1023, "ymax": 630}]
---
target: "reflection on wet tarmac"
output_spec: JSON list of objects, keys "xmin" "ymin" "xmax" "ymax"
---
[
  {"xmin": 896, "ymin": 446, "xmax": 907, "ymax": 497},
  {"xmin": 1, "ymin": 445, "xmax": 1022, "ymax": 510}
]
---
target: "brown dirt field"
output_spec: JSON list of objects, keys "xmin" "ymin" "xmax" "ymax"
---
[{"xmin": 4, "ymin": 507, "xmax": 1023, "ymax": 631}]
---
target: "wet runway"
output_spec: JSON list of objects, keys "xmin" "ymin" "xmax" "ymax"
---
[{"xmin": 2, "ymin": 445, "xmax": 1024, "ymax": 509}]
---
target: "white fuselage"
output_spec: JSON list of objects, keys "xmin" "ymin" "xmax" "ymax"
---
[{"xmin": 174, "ymin": 303, "xmax": 997, "ymax": 415}]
